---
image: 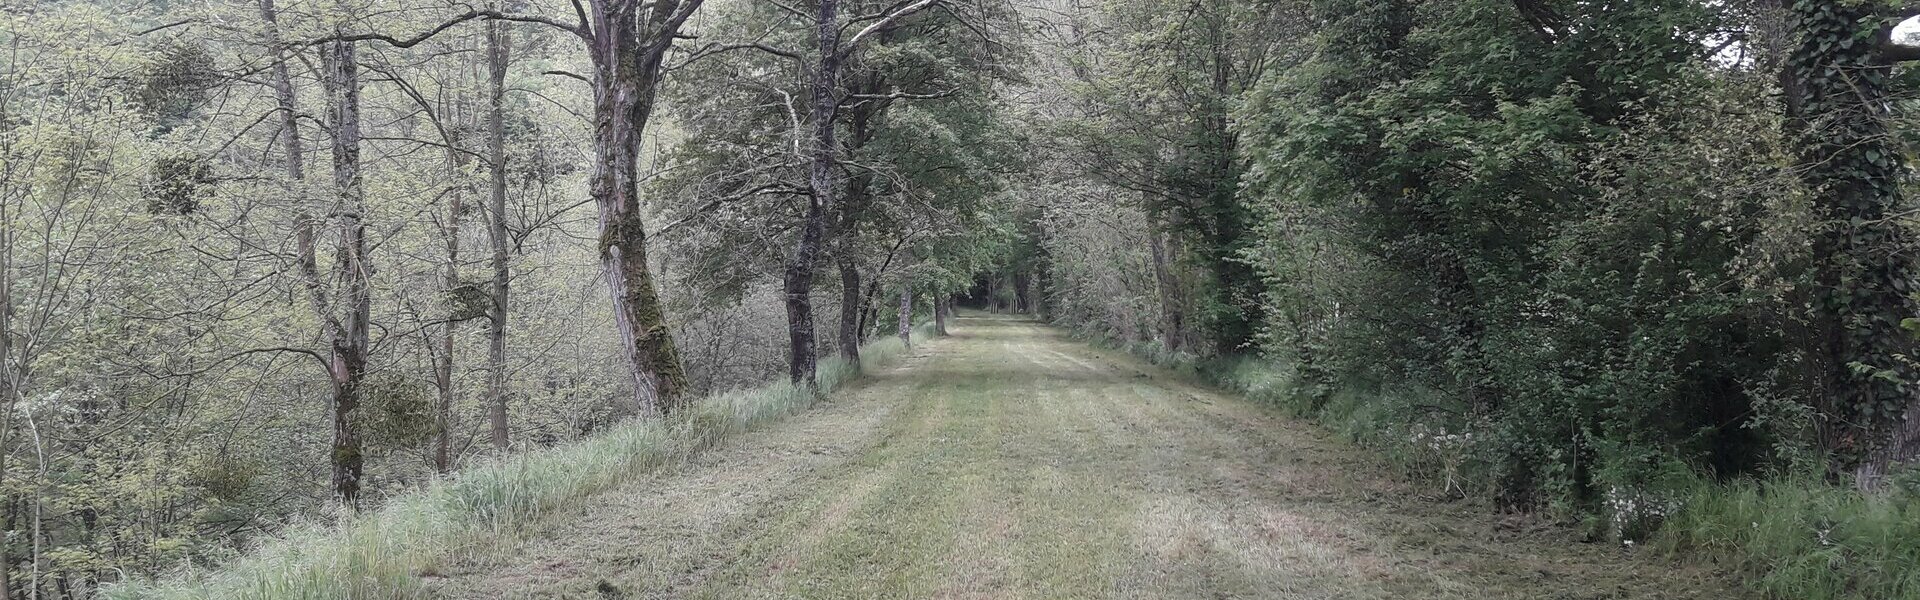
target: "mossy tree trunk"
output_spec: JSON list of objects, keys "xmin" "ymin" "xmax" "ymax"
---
[{"xmin": 586, "ymin": 0, "xmax": 697, "ymax": 415}]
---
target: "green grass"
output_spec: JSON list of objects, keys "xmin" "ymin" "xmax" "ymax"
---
[
  {"xmin": 109, "ymin": 327, "xmax": 929, "ymax": 600},
  {"xmin": 1085, "ymin": 331, "xmax": 1920, "ymax": 600},
  {"xmin": 1658, "ymin": 477, "xmax": 1920, "ymax": 600}
]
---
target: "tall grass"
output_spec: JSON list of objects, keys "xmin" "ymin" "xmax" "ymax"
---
[
  {"xmin": 109, "ymin": 328, "xmax": 926, "ymax": 600},
  {"xmin": 1086, "ymin": 332, "xmax": 1920, "ymax": 600},
  {"xmin": 1658, "ymin": 478, "xmax": 1920, "ymax": 600}
]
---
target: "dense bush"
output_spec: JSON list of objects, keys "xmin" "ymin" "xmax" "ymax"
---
[{"xmin": 1029, "ymin": 0, "xmax": 1920, "ymax": 598}]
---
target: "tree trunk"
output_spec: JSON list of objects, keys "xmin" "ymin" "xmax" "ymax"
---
[
  {"xmin": 0, "ymin": 92, "xmax": 12, "ymax": 600},
  {"xmin": 1782, "ymin": 0, "xmax": 1920, "ymax": 487},
  {"xmin": 1013, "ymin": 271, "xmax": 1031, "ymax": 314},
  {"xmin": 898, "ymin": 288, "xmax": 912, "ymax": 349},
  {"xmin": 836, "ymin": 258, "xmax": 861, "ymax": 364},
  {"xmin": 486, "ymin": 9, "xmax": 513, "ymax": 449},
  {"xmin": 830, "ymin": 82, "xmax": 880, "ymax": 368},
  {"xmin": 1149, "ymin": 226, "xmax": 1183, "ymax": 353},
  {"xmin": 322, "ymin": 39, "xmax": 370, "ymax": 507},
  {"xmin": 265, "ymin": 0, "xmax": 359, "ymax": 499},
  {"xmin": 934, "ymin": 295, "xmax": 948, "ymax": 336},
  {"xmin": 1858, "ymin": 400, "xmax": 1920, "ymax": 486},
  {"xmin": 433, "ymin": 161, "xmax": 463, "ymax": 473},
  {"xmin": 587, "ymin": 0, "xmax": 691, "ymax": 414},
  {"xmin": 786, "ymin": 0, "xmax": 842, "ymax": 385}
]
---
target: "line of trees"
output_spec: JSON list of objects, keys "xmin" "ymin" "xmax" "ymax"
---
[
  {"xmin": 1025, "ymin": 0, "xmax": 1920, "ymax": 525},
  {"xmin": 0, "ymin": 0, "xmax": 1022, "ymax": 596}
]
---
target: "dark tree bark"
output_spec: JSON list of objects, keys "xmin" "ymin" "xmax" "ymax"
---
[
  {"xmin": 788, "ymin": 0, "xmax": 939, "ymax": 384},
  {"xmin": 486, "ymin": 9, "xmax": 513, "ymax": 449},
  {"xmin": 321, "ymin": 38, "xmax": 371, "ymax": 507},
  {"xmin": 267, "ymin": 0, "xmax": 371, "ymax": 506},
  {"xmin": 786, "ymin": 0, "xmax": 844, "ymax": 386},
  {"xmin": 1013, "ymin": 271, "xmax": 1032, "ymax": 314},
  {"xmin": 831, "ymin": 70, "xmax": 885, "ymax": 367},
  {"xmin": 934, "ymin": 295, "xmax": 949, "ymax": 336},
  {"xmin": 263, "ymin": 0, "xmax": 366, "ymax": 503},
  {"xmin": 836, "ymin": 258, "xmax": 862, "ymax": 364}
]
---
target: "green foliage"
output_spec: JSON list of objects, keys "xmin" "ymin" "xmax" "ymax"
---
[
  {"xmin": 134, "ymin": 42, "xmax": 221, "ymax": 123},
  {"xmin": 1050, "ymin": 0, "xmax": 1284, "ymax": 352},
  {"xmin": 358, "ymin": 373, "xmax": 437, "ymax": 450},
  {"xmin": 145, "ymin": 153, "xmax": 212, "ymax": 215},
  {"xmin": 1235, "ymin": 0, "xmax": 1801, "ymax": 514},
  {"xmin": 1046, "ymin": 1, "xmax": 1920, "ymax": 595}
]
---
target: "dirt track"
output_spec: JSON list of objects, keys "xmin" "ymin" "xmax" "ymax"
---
[{"xmin": 422, "ymin": 314, "xmax": 1731, "ymax": 599}]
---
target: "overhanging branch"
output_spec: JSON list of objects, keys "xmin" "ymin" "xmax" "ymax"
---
[
  {"xmin": 307, "ymin": 9, "xmax": 586, "ymax": 48},
  {"xmin": 841, "ymin": 0, "xmax": 943, "ymax": 57}
]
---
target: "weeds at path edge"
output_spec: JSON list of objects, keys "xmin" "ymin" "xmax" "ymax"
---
[{"xmin": 108, "ymin": 325, "xmax": 933, "ymax": 600}]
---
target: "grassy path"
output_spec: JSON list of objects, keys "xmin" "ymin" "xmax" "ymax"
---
[{"xmin": 422, "ymin": 315, "xmax": 1731, "ymax": 599}]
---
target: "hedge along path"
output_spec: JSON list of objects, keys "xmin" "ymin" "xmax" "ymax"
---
[{"xmin": 422, "ymin": 314, "xmax": 1735, "ymax": 599}]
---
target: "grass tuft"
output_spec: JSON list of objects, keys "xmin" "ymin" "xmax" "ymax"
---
[
  {"xmin": 108, "ymin": 330, "xmax": 921, "ymax": 600},
  {"xmin": 1657, "ymin": 477, "xmax": 1920, "ymax": 600}
]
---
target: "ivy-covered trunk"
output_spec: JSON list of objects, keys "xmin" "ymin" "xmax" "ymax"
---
[
  {"xmin": 1782, "ymin": 0, "xmax": 1920, "ymax": 488},
  {"xmin": 586, "ymin": 0, "xmax": 692, "ymax": 414}
]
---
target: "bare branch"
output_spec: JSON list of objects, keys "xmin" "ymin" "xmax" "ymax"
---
[
  {"xmin": 845, "ymin": 87, "xmax": 960, "ymax": 103},
  {"xmin": 309, "ymin": 10, "xmax": 585, "ymax": 48},
  {"xmin": 136, "ymin": 19, "xmax": 201, "ymax": 37},
  {"xmin": 842, "ymin": 0, "xmax": 943, "ymax": 56},
  {"xmin": 676, "ymin": 42, "xmax": 805, "ymax": 68},
  {"xmin": 155, "ymin": 347, "xmax": 329, "ymax": 379}
]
